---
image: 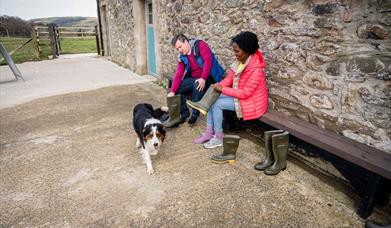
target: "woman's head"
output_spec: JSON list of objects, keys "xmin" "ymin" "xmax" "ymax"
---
[{"xmin": 231, "ymin": 31, "xmax": 259, "ymax": 63}]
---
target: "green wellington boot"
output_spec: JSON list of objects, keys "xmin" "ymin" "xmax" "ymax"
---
[
  {"xmin": 187, "ymin": 86, "xmax": 221, "ymax": 116},
  {"xmin": 365, "ymin": 220, "xmax": 391, "ymax": 228},
  {"xmin": 254, "ymin": 130, "xmax": 284, "ymax": 171},
  {"xmin": 265, "ymin": 131, "xmax": 289, "ymax": 175},
  {"xmin": 163, "ymin": 95, "xmax": 182, "ymax": 128},
  {"xmin": 211, "ymin": 135, "xmax": 240, "ymax": 164}
]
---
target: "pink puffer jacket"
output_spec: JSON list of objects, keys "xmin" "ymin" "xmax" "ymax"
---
[{"xmin": 219, "ymin": 50, "xmax": 268, "ymax": 121}]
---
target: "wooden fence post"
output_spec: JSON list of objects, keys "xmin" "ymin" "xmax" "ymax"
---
[
  {"xmin": 48, "ymin": 24, "xmax": 60, "ymax": 58},
  {"xmin": 31, "ymin": 27, "xmax": 40, "ymax": 60},
  {"xmin": 95, "ymin": 25, "xmax": 101, "ymax": 55},
  {"xmin": 55, "ymin": 26, "xmax": 61, "ymax": 53}
]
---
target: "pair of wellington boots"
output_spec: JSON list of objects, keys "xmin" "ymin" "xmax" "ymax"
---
[
  {"xmin": 211, "ymin": 135, "xmax": 240, "ymax": 164},
  {"xmin": 187, "ymin": 86, "xmax": 221, "ymax": 116},
  {"xmin": 254, "ymin": 130, "xmax": 289, "ymax": 175},
  {"xmin": 163, "ymin": 95, "xmax": 183, "ymax": 128}
]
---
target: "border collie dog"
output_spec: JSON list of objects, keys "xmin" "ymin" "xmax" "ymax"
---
[{"xmin": 133, "ymin": 103, "xmax": 167, "ymax": 174}]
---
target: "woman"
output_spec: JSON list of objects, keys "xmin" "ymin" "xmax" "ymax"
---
[{"xmin": 194, "ymin": 31, "xmax": 268, "ymax": 149}]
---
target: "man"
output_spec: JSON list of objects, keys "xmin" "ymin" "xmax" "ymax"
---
[{"xmin": 166, "ymin": 33, "xmax": 224, "ymax": 126}]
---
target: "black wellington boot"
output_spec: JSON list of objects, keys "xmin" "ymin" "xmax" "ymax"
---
[
  {"xmin": 211, "ymin": 135, "xmax": 240, "ymax": 164},
  {"xmin": 187, "ymin": 86, "xmax": 221, "ymax": 116},
  {"xmin": 163, "ymin": 95, "xmax": 182, "ymax": 128},
  {"xmin": 254, "ymin": 130, "xmax": 284, "ymax": 171},
  {"xmin": 265, "ymin": 131, "xmax": 289, "ymax": 175}
]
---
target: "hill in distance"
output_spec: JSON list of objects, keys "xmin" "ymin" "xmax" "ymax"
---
[{"xmin": 29, "ymin": 16, "xmax": 97, "ymax": 27}]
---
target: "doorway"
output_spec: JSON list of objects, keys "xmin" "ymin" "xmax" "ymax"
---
[
  {"xmin": 100, "ymin": 4, "xmax": 111, "ymax": 56},
  {"xmin": 145, "ymin": 0, "xmax": 156, "ymax": 76}
]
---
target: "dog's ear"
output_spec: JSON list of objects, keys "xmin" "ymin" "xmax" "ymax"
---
[
  {"xmin": 157, "ymin": 125, "xmax": 166, "ymax": 142},
  {"xmin": 142, "ymin": 126, "xmax": 150, "ymax": 138}
]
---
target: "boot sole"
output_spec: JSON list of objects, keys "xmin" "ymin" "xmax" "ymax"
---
[
  {"xmin": 211, "ymin": 159, "xmax": 236, "ymax": 164},
  {"xmin": 203, "ymin": 144, "xmax": 223, "ymax": 149},
  {"xmin": 264, "ymin": 166, "xmax": 286, "ymax": 175},
  {"xmin": 186, "ymin": 103, "xmax": 207, "ymax": 116},
  {"xmin": 254, "ymin": 166, "xmax": 267, "ymax": 171}
]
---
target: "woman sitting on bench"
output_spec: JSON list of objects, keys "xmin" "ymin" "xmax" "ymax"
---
[{"xmin": 187, "ymin": 31, "xmax": 268, "ymax": 159}]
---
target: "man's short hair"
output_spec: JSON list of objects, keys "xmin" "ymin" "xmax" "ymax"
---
[{"xmin": 171, "ymin": 34, "xmax": 189, "ymax": 46}]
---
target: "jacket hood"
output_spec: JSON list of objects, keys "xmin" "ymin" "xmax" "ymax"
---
[
  {"xmin": 247, "ymin": 50, "xmax": 266, "ymax": 70},
  {"xmin": 230, "ymin": 50, "xmax": 266, "ymax": 73}
]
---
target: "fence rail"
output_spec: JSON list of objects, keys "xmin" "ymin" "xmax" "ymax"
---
[
  {"xmin": 32, "ymin": 25, "xmax": 100, "ymax": 60},
  {"xmin": 34, "ymin": 26, "xmax": 97, "ymax": 38}
]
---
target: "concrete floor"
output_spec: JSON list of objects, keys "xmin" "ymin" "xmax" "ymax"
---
[
  {"xmin": 0, "ymin": 54, "xmax": 152, "ymax": 108},
  {"xmin": 0, "ymin": 55, "xmax": 389, "ymax": 227}
]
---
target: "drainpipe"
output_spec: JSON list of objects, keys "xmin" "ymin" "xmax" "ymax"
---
[{"xmin": 96, "ymin": 0, "xmax": 105, "ymax": 56}]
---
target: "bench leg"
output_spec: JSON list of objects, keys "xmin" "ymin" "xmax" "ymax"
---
[{"xmin": 357, "ymin": 173, "xmax": 383, "ymax": 218}]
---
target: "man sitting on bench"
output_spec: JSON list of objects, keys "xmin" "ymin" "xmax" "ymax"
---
[{"xmin": 164, "ymin": 33, "xmax": 224, "ymax": 127}]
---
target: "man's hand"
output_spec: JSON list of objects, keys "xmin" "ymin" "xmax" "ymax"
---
[
  {"xmin": 213, "ymin": 84, "xmax": 223, "ymax": 92},
  {"xmin": 167, "ymin": 92, "xmax": 175, "ymax": 97},
  {"xmin": 195, "ymin": 78, "xmax": 206, "ymax": 91}
]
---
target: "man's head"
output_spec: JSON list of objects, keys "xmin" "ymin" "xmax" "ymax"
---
[{"xmin": 171, "ymin": 34, "xmax": 191, "ymax": 55}]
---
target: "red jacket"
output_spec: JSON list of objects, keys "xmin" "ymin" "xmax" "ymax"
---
[{"xmin": 219, "ymin": 50, "xmax": 268, "ymax": 121}]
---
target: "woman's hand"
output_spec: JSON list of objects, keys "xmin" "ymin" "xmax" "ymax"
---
[
  {"xmin": 167, "ymin": 92, "xmax": 175, "ymax": 97},
  {"xmin": 213, "ymin": 84, "xmax": 223, "ymax": 92}
]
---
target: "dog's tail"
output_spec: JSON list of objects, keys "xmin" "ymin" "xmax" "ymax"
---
[
  {"xmin": 154, "ymin": 106, "xmax": 169, "ymax": 122},
  {"xmin": 160, "ymin": 106, "xmax": 169, "ymax": 112}
]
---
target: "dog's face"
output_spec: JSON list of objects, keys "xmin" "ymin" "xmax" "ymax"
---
[{"xmin": 143, "ymin": 123, "xmax": 166, "ymax": 152}]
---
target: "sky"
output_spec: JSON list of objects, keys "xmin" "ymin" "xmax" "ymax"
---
[{"xmin": 0, "ymin": 0, "xmax": 97, "ymax": 20}]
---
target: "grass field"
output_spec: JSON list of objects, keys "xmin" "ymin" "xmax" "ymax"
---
[{"xmin": 0, "ymin": 36, "xmax": 97, "ymax": 65}]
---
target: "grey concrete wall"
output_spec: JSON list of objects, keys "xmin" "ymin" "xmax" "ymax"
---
[{"xmin": 99, "ymin": 0, "xmax": 391, "ymax": 152}]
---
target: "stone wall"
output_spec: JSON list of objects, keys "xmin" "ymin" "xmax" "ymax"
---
[
  {"xmin": 101, "ymin": 0, "xmax": 137, "ymax": 71},
  {"xmin": 101, "ymin": 0, "xmax": 391, "ymax": 152}
]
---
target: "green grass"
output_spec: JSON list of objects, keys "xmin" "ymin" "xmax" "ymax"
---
[
  {"xmin": 0, "ymin": 36, "xmax": 97, "ymax": 65},
  {"xmin": 60, "ymin": 37, "xmax": 97, "ymax": 54}
]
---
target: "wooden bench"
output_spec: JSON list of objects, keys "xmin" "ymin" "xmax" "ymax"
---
[
  {"xmin": 255, "ymin": 109, "xmax": 391, "ymax": 218},
  {"xmin": 166, "ymin": 74, "xmax": 391, "ymax": 218}
]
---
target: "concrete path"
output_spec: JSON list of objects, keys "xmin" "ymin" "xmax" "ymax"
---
[
  {"xmin": 0, "ymin": 55, "xmax": 389, "ymax": 227},
  {"xmin": 0, "ymin": 54, "xmax": 152, "ymax": 108}
]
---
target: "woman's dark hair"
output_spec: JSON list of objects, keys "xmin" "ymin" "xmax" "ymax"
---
[
  {"xmin": 231, "ymin": 31, "xmax": 259, "ymax": 54},
  {"xmin": 171, "ymin": 33, "xmax": 189, "ymax": 46}
]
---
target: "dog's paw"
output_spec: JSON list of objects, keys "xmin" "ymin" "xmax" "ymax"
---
[
  {"xmin": 147, "ymin": 167, "xmax": 154, "ymax": 175},
  {"xmin": 150, "ymin": 150, "xmax": 158, "ymax": 156},
  {"xmin": 136, "ymin": 139, "xmax": 141, "ymax": 148}
]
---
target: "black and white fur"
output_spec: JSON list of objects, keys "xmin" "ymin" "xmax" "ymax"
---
[{"xmin": 133, "ymin": 103, "xmax": 167, "ymax": 174}]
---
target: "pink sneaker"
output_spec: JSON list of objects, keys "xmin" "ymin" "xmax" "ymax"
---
[{"xmin": 194, "ymin": 127, "xmax": 214, "ymax": 144}]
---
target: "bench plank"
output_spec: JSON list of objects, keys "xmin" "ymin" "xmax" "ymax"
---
[{"xmin": 259, "ymin": 110, "xmax": 391, "ymax": 180}]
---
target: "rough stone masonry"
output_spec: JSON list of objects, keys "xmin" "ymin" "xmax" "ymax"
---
[{"xmin": 99, "ymin": 0, "xmax": 391, "ymax": 152}]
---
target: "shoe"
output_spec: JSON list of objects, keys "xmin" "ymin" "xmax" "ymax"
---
[
  {"xmin": 254, "ymin": 130, "xmax": 284, "ymax": 171},
  {"xmin": 163, "ymin": 95, "xmax": 182, "ymax": 128},
  {"xmin": 159, "ymin": 113, "xmax": 169, "ymax": 122},
  {"xmin": 179, "ymin": 113, "xmax": 190, "ymax": 124},
  {"xmin": 211, "ymin": 135, "xmax": 240, "ymax": 164},
  {"xmin": 187, "ymin": 115, "xmax": 198, "ymax": 125},
  {"xmin": 203, "ymin": 136, "xmax": 223, "ymax": 149},
  {"xmin": 264, "ymin": 131, "xmax": 289, "ymax": 175},
  {"xmin": 194, "ymin": 127, "xmax": 214, "ymax": 144},
  {"xmin": 187, "ymin": 86, "xmax": 221, "ymax": 116}
]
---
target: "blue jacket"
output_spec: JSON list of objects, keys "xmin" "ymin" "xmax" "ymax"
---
[{"xmin": 178, "ymin": 39, "xmax": 224, "ymax": 82}]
